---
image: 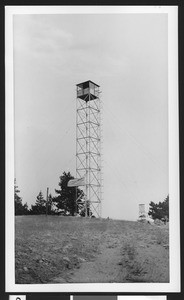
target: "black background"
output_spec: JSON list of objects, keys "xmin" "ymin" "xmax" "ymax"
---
[{"xmin": 0, "ymin": 1, "xmax": 183, "ymax": 300}]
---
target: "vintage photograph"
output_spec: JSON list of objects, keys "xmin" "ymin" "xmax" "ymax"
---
[{"xmin": 6, "ymin": 6, "xmax": 179, "ymax": 293}]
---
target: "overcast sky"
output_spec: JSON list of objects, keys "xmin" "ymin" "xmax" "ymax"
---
[{"xmin": 13, "ymin": 11, "xmax": 169, "ymax": 220}]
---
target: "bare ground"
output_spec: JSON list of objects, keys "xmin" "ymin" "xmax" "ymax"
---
[{"xmin": 52, "ymin": 235, "xmax": 123, "ymax": 283}]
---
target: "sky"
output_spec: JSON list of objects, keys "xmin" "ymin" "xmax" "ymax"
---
[{"xmin": 13, "ymin": 11, "xmax": 169, "ymax": 220}]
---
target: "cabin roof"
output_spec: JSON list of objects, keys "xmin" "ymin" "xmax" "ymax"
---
[{"xmin": 76, "ymin": 80, "xmax": 100, "ymax": 88}]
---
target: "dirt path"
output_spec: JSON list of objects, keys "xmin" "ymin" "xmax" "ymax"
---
[
  {"xmin": 51, "ymin": 233, "xmax": 124, "ymax": 283},
  {"xmin": 68, "ymin": 243, "xmax": 123, "ymax": 283}
]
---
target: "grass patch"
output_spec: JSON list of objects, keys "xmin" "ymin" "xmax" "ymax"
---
[
  {"xmin": 119, "ymin": 222, "xmax": 169, "ymax": 283},
  {"xmin": 15, "ymin": 215, "xmax": 107, "ymax": 283},
  {"xmin": 15, "ymin": 215, "xmax": 169, "ymax": 283}
]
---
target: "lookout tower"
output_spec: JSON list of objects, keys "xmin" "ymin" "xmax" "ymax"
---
[{"xmin": 76, "ymin": 80, "xmax": 102, "ymax": 217}]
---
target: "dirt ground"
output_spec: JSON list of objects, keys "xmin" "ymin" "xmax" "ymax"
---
[{"xmin": 15, "ymin": 215, "xmax": 169, "ymax": 284}]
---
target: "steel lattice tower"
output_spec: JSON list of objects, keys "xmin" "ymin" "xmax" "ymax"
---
[{"xmin": 76, "ymin": 80, "xmax": 102, "ymax": 217}]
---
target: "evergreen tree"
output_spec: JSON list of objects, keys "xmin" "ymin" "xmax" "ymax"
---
[
  {"xmin": 148, "ymin": 195, "xmax": 169, "ymax": 221},
  {"xmin": 30, "ymin": 191, "xmax": 46, "ymax": 215},
  {"xmin": 53, "ymin": 171, "xmax": 84, "ymax": 216},
  {"xmin": 14, "ymin": 179, "xmax": 29, "ymax": 215}
]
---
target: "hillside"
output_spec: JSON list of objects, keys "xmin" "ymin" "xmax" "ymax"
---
[{"xmin": 15, "ymin": 215, "xmax": 169, "ymax": 283}]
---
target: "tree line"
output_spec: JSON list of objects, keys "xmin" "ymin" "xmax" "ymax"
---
[
  {"xmin": 14, "ymin": 172, "xmax": 88, "ymax": 216},
  {"xmin": 15, "ymin": 173, "xmax": 169, "ymax": 221}
]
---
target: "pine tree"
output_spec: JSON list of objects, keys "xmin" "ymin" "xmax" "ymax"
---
[
  {"xmin": 148, "ymin": 195, "xmax": 169, "ymax": 222},
  {"xmin": 30, "ymin": 191, "xmax": 46, "ymax": 215},
  {"xmin": 53, "ymin": 171, "xmax": 84, "ymax": 216},
  {"xmin": 14, "ymin": 179, "xmax": 29, "ymax": 215}
]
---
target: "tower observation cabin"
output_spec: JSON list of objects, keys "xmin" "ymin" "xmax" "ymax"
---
[
  {"xmin": 76, "ymin": 80, "xmax": 102, "ymax": 218},
  {"xmin": 76, "ymin": 80, "xmax": 100, "ymax": 102}
]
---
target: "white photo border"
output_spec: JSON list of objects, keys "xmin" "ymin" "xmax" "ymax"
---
[{"xmin": 5, "ymin": 5, "xmax": 180, "ymax": 293}]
